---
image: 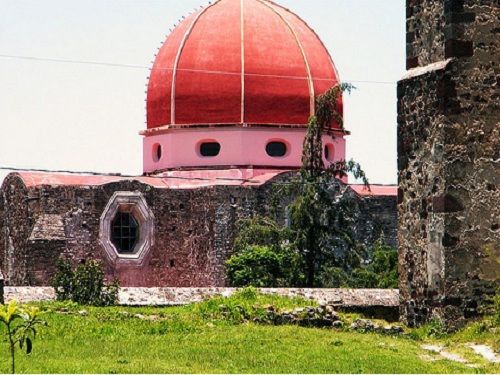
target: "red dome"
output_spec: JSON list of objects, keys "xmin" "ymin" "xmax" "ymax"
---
[{"xmin": 146, "ymin": 0, "xmax": 341, "ymax": 129}]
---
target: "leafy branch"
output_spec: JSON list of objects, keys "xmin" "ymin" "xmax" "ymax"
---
[{"xmin": 0, "ymin": 300, "xmax": 47, "ymax": 374}]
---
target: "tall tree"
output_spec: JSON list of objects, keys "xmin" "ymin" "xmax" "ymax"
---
[{"xmin": 290, "ymin": 84, "xmax": 369, "ymax": 286}]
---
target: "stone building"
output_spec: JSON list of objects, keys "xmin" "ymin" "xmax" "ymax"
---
[
  {"xmin": 398, "ymin": 0, "xmax": 499, "ymax": 327},
  {"xmin": 0, "ymin": 0, "xmax": 397, "ymax": 287}
]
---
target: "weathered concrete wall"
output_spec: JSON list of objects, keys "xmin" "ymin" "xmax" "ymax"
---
[
  {"xmin": 398, "ymin": 0, "xmax": 499, "ymax": 327},
  {"xmin": 0, "ymin": 172, "xmax": 397, "ymax": 288}
]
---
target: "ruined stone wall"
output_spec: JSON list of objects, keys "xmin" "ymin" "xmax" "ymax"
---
[
  {"xmin": 0, "ymin": 172, "xmax": 397, "ymax": 287},
  {"xmin": 406, "ymin": 0, "xmax": 446, "ymax": 69},
  {"xmin": 356, "ymin": 195, "xmax": 398, "ymax": 249},
  {"xmin": 398, "ymin": 0, "xmax": 499, "ymax": 327},
  {"xmin": 0, "ymin": 174, "xmax": 32, "ymax": 284}
]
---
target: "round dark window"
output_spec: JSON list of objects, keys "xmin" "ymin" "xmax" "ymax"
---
[
  {"xmin": 111, "ymin": 212, "xmax": 139, "ymax": 253},
  {"xmin": 153, "ymin": 143, "xmax": 162, "ymax": 162},
  {"xmin": 324, "ymin": 143, "xmax": 335, "ymax": 162},
  {"xmin": 266, "ymin": 141, "xmax": 287, "ymax": 157},
  {"xmin": 200, "ymin": 142, "xmax": 221, "ymax": 157}
]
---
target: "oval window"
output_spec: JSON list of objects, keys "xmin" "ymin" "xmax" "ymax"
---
[
  {"xmin": 200, "ymin": 142, "xmax": 221, "ymax": 157},
  {"xmin": 266, "ymin": 141, "xmax": 287, "ymax": 157},
  {"xmin": 152, "ymin": 143, "xmax": 162, "ymax": 162},
  {"xmin": 324, "ymin": 143, "xmax": 335, "ymax": 162}
]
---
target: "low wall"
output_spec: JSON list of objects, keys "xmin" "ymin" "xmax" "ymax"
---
[{"xmin": 4, "ymin": 286, "xmax": 397, "ymax": 304}]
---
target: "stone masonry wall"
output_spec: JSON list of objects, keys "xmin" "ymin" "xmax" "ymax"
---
[
  {"xmin": 398, "ymin": 0, "xmax": 499, "ymax": 327},
  {"xmin": 406, "ymin": 0, "xmax": 446, "ymax": 69},
  {"xmin": 0, "ymin": 172, "xmax": 397, "ymax": 288},
  {"xmin": 0, "ymin": 175, "xmax": 32, "ymax": 284}
]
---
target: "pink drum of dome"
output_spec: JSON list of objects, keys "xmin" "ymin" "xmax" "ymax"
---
[{"xmin": 142, "ymin": 0, "xmax": 346, "ymax": 173}]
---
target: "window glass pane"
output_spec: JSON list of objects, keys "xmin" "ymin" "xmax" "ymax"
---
[
  {"xmin": 266, "ymin": 142, "xmax": 287, "ymax": 157},
  {"xmin": 200, "ymin": 142, "xmax": 221, "ymax": 157},
  {"xmin": 111, "ymin": 212, "xmax": 139, "ymax": 253}
]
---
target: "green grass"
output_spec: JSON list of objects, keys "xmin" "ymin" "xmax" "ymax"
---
[{"xmin": 0, "ymin": 291, "xmax": 498, "ymax": 374}]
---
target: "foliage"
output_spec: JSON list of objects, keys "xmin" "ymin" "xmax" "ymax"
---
[
  {"xmin": 51, "ymin": 259, "xmax": 73, "ymax": 301},
  {"xmin": 290, "ymin": 84, "xmax": 370, "ymax": 286},
  {"xmin": 491, "ymin": 289, "xmax": 500, "ymax": 326},
  {"xmin": 226, "ymin": 217, "xmax": 304, "ymax": 287},
  {"xmin": 367, "ymin": 238, "xmax": 399, "ymax": 288},
  {"xmin": 408, "ymin": 318, "xmax": 448, "ymax": 341},
  {"xmin": 52, "ymin": 259, "xmax": 119, "ymax": 306},
  {"xmin": 478, "ymin": 287, "xmax": 500, "ymax": 328},
  {"xmin": 226, "ymin": 245, "xmax": 300, "ymax": 287},
  {"xmin": 288, "ymin": 179, "xmax": 365, "ymax": 286},
  {"xmin": 226, "ymin": 85, "xmax": 399, "ymax": 288},
  {"xmin": 0, "ymin": 300, "xmax": 47, "ymax": 373},
  {"xmin": 315, "ymin": 237, "xmax": 398, "ymax": 288},
  {"xmin": 233, "ymin": 216, "xmax": 290, "ymax": 253}
]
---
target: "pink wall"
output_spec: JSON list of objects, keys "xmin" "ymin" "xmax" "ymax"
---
[{"xmin": 143, "ymin": 128, "xmax": 346, "ymax": 173}]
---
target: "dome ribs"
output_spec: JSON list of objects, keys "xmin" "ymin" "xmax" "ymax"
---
[
  {"xmin": 267, "ymin": 0, "xmax": 341, "ymax": 96},
  {"xmin": 257, "ymin": 0, "xmax": 315, "ymax": 117},
  {"xmin": 146, "ymin": 0, "xmax": 341, "ymax": 129},
  {"xmin": 176, "ymin": 0, "xmax": 242, "ymax": 125},
  {"xmin": 243, "ymin": 0, "xmax": 309, "ymax": 124},
  {"xmin": 240, "ymin": 0, "xmax": 245, "ymax": 123},
  {"xmin": 171, "ymin": 0, "xmax": 221, "ymax": 125},
  {"xmin": 147, "ymin": 10, "xmax": 200, "ymax": 128}
]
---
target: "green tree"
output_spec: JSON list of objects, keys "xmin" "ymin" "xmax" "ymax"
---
[
  {"xmin": 0, "ymin": 301, "xmax": 47, "ymax": 374},
  {"xmin": 369, "ymin": 238, "xmax": 398, "ymax": 288},
  {"xmin": 226, "ymin": 85, "xmax": 398, "ymax": 289},
  {"xmin": 288, "ymin": 84, "xmax": 368, "ymax": 286}
]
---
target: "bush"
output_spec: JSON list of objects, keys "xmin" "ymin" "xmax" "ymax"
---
[
  {"xmin": 317, "ymin": 267, "xmax": 351, "ymax": 288},
  {"xmin": 227, "ymin": 216, "xmax": 399, "ymax": 289},
  {"xmin": 52, "ymin": 259, "xmax": 119, "ymax": 306},
  {"xmin": 226, "ymin": 216, "xmax": 304, "ymax": 287},
  {"xmin": 479, "ymin": 287, "xmax": 500, "ymax": 327},
  {"xmin": 226, "ymin": 244, "xmax": 302, "ymax": 287},
  {"xmin": 369, "ymin": 238, "xmax": 398, "ymax": 288}
]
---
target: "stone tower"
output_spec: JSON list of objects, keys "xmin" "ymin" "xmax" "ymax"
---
[{"xmin": 398, "ymin": 0, "xmax": 499, "ymax": 327}]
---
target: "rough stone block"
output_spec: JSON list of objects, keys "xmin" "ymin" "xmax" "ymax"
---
[
  {"xmin": 445, "ymin": 39, "xmax": 474, "ymax": 58},
  {"xmin": 431, "ymin": 194, "xmax": 464, "ymax": 213}
]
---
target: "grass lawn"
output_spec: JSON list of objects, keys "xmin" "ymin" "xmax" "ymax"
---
[{"xmin": 1, "ymin": 292, "xmax": 498, "ymax": 374}]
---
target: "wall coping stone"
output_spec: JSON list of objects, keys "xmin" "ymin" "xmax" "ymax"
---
[
  {"xmin": 401, "ymin": 58, "xmax": 453, "ymax": 81},
  {"xmin": 3, "ymin": 287, "xmax": 399, "ymax": 307}
]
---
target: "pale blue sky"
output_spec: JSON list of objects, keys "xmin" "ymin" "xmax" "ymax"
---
[{"xmin": 0, "ymin": 0, "xmax": 405, "ymax": 184}]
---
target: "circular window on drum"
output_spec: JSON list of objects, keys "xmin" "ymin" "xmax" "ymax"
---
[
  {"xmin": 266, "ymin": 141, "xmax": 288, "ymax": 157},
  {"xmin": 324, "ymin": 143, "xmax": 335, "ymax": 163},
  {"xmin": 152, "ymin": 143, "xmax": 162, "ymax": 162},
  {"xmin": 199, "ymin": 141, "xmax": 221, "ymax": 157}
]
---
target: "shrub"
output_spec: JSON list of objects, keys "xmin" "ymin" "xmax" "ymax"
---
[
  {"xmin": 0, "ymin": 300, "xmax": 47, "ymax": 373},
  {"xmin": 317, "ymin": 267, "xmax": 351, "ymax": 288},
  {"xmin": 369, "ymin": 238, "xmax": 398, "ymax": 288},
  {"xmin": 226, "ymin": 216, "xmax": 304, "ymax": 287},
  {"xmin": 226, "ymin": 244, "xmax": 302, "ymax": 287},
  {"xmin": 479, "ymin": 287, "xmax": 500, "ymax": 327},
  {"xmin": 52, "ymin": 259, "xmax": 119, "ymax": 306},
  {"xmin": 492, "ymin": 290, "xmax": 500, "ymax": 326}
]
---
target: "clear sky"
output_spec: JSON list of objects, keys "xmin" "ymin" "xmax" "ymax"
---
[{"xmin": 0, "ymin": 0, "xmax": 405, "ymax": 184}]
